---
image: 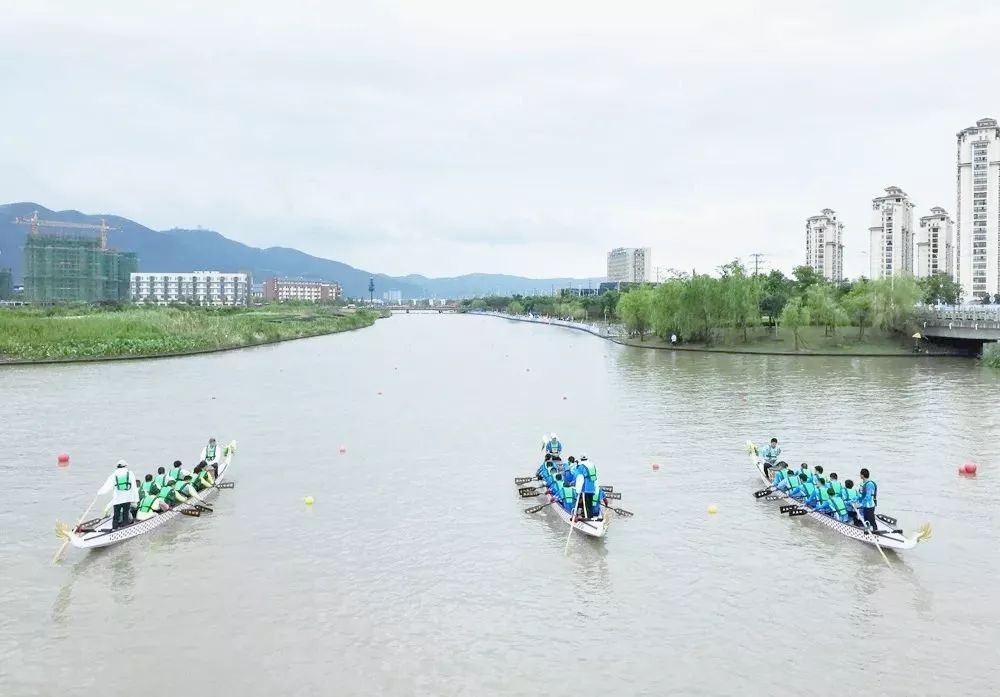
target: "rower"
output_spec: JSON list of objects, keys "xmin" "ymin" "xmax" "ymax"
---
[
  {"xmin": 543, "ymin": 433, "xmax": 563, "ymax": 457},
  {"xmin": 811, "ymin": 465, "xmax": 825, "ymax": 488},
  {"xmin": 842, "ymin": 479, "xmax": 862, "ymax": 526},
  {"xmin": 856, "ymin": 468, "xmax": 879, "ymax": 532},
  {"xmin": 554, "ymin": 473, "xmax": 575, "ymax": 512},
  {"xmin": 192, "ymin": 463, "xmax": 215, "ymax": 491},
  {"xmin": 576, "ymin": 455, "xmax": 598, "ymax": 519},
  {"xmin": 174, "ymin": 475, "xmax": 207, "ymax": 504},
  {"xmin": 770, "ymin": 461, "xmax": 792, "ymax": 490},
  {"xmin": 826, "ymin": 488, "xmax": 849, "ymax": 523},
  {"xmin": 167, "ymin": 460, "xmax": 188, "ymax": 485},
  {"xmin": 135, "ymin": 487, "xmax": 172, "ymax": 521},
  {"xmin": 788, "ymin": 472, "xmax": 817, "ymax": 505},
  {"xmin": 139, "ymin": 474, "xmax": 158, "ymax": 497},
  {"xmin": 153, "ymin": 467, "xmax": 169, "ymax": 493},
  {"xmin": 828, "ymin": 472, "xmax": 844, "ymax": 498},
  {"xmin": 200, "ymin": 438, "xmax": 221, "ymax": 475},
  {"xmin": 98, "ymin": 461, "xmax": 139, "ymax": 530},
  {"xmin": 814, "ymin": 477, "xmax": 830, "ymax": 509},
  {"xmin": 760, "ymin": 438, "xmax": 781, "ymax": 478}
]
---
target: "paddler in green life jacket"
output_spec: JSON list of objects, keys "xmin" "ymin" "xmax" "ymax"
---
[
  {"xmin": 200, "ymin": 438, "xmax": 221, "ymax": 476},
  {"xmin": 135, "ymin": 487, "xmax": 172, "ymax": 521},
  {"xmin": 152, "ymin": 467, "xmax": 170, "ymax": 494},
  {"xmin": 191, "ymin": 463, "xmax": 215, "ymax": 491},
  {"xmin": 166, "ymin": 460, "xmax": 189, "ymax": 486},
  {"xmin": 828, "ymin": 472, "xmax": 844, "ymax": 499}
]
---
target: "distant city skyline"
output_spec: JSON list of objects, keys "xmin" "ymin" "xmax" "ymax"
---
[{"xmin": 3, "ymin": 3, "xmax": 999, "ymax": 280}]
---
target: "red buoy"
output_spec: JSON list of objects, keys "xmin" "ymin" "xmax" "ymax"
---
[
  {"xmin": 651, "ymin": 463, "xmax": 660, "ymax": 471},
  {"xmin": 964, "ymin": 462, "xmax": 978, "ymax": 475},
  {"xmin": 57, "ymin": 453, "xmax": 70, "ymax": 466}
]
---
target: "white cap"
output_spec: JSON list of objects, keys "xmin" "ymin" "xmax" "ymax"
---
[
  {"xmin": 116, "ymin": 460, "xmax": 128, "ymax": 468},
  {"xmin": 550, "ymin": 433, "xmax": 558, "ymax": 440}
]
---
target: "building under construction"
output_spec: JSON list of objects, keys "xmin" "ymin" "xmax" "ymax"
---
[{"xmin": 18, "ymin": 212, "xmax": 137, "ymax": 303}]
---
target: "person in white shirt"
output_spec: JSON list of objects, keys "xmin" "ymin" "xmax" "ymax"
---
[
  {"xmin": 199, "ymin": 438, "xmax": 221, "ymax": 475},
  {"xmin": 98, "ymin": 461, "xmax": 139, "ymax": 529}
]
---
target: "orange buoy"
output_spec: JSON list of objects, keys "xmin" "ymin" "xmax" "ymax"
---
[
  {"xmin": 57, "ymin": 453, "xmax": 70, "ymax": 466},
  {"xmin": 964, "ymin": 462, "xmax": 978, "ymax": 475}
]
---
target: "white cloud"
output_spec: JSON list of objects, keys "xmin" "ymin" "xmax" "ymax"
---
[{"xmin": 2, "ymin": 0, "xmax": 998, "ymax": 278}]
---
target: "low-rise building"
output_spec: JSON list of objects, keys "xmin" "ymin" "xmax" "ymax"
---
[
  {"xmin": 263, "ymin": 278, "xmax": 342, "ymax": 303},
  {"xmin": 131, "ymin": 271, "xmax": 252, "ymax": 306}
]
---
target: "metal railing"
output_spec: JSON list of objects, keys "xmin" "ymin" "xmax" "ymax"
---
[
  {"xmin": 472, "ymin": 311, "xmax": 626, "ymax": 338},
  {"xmin": 917, "ymin": 304, "xmax": 1000, "ymax": 331}
]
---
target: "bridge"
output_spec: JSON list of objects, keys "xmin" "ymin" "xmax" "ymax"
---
[
  {"xmin": 384, "ymin": 305, "xmax": 460, "ymax": 314},
  {"xmin": 918, "ymin": 306, "xmax": 1000, "ymax": 342}
]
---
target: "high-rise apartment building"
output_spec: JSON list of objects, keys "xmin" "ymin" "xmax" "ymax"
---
[
  {"xmin": 606, "ymin": 247, "xmax": 651, "ymax": 283},
  {"xmin": 956, "ymin": 117, "xmax": 1000, "ymax": 302},
  {"xmin": 805, "ymin": 209, "xmax": 844, "ymax": 282},
  {"xmin": 916, "ymin": 207, "xmax": 954, "ymax": 279},
  {"xmin": 868, "ymin": 186, "xmax": 915, "ymax": 279}
]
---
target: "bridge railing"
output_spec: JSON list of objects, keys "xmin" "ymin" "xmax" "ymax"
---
[
  {"xmin": 918, "ymin": 304, "xmax": 1000, "ymax": 329},
  {"xmin": 471, "ymin": 311, "xmax": 626, "ymax": 338}
]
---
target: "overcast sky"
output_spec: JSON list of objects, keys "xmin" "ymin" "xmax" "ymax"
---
[{"xmin": 2, "ymin": 1, "xmax": 998, "ymax": 279}]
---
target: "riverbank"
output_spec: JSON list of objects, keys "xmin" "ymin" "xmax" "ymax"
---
[
  {"xmin": 475, "ymin": 311, "xmax": 955, "ymax": 357},
  {"xmin": 0, "ymin": 304, "xmax": 379, "ymax": 363}
]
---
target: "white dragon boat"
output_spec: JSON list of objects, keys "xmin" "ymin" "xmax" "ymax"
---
[
  {"xmin": 56, "ymin": 440, "xmax": 236, "ymax": 550},
  {"xmin": 747, "ymin": 441, "xmax": 930, "ymax": 551}
]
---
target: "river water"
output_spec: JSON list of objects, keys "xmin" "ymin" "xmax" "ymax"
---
[{"xmin": 1, "ymin": 313, "xmax": 998, "ymax": 696}]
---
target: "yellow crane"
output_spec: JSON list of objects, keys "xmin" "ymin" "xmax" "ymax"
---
[{"xmin": 14, "ymin": 210, "xmax": 119, "ymax": 250}]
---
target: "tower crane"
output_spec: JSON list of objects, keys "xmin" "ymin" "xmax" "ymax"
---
[{"xmin": 14, "ymin": 210, "xmax": 119, "ymax": 250}]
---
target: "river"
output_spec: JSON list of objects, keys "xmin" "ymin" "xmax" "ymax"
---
[{"xmin": 2, "ymin": 313, "xmax": 998, "ymax": 696}]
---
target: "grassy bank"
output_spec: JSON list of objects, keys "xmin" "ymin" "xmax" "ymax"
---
[
  {"xmin": 617, "ymin": 325, "xmax": 934, "ymax": 355},
  {"xmin": 0, "ymin": 304, "xmax": 378, "ymax": 361}
]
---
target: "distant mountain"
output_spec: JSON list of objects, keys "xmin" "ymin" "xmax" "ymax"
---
[{"xmin": 0, "ymin": 202, "xmax": 602, "ymax": 298}]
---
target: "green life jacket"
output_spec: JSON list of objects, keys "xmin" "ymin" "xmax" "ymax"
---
[
  {"xmin": 154, "ymin": 474, "xmax": 167, "ymax": 489},
  {"xmin": 114, "ymin": 470, "xmax": 132, "ymax": 491},
  {"xmin": 561, "ymin": 486, "xmax": 575, "ymax": 505},
  {"xmin": 171, "ymin": 480, "xmax": 188, "ymax": 496},
  {"xmin": 205, "ymin": 444, "xmax": 217, "ymax": 461},
  {"xmin": 802, "ymin": 482, "xmax": 817, "ymax": 499},
  {"xmin": 168, "ymin": 466, "xmax": 183, "ymax": 481},
  {"xmin": 816, "ymin": 485, "xmax": 830, "ymax": 503},
  {"xmin": 843, "ymin": 487, "xmax": 858, "ymax": 504},
  {"xmin": 829, "ymin": 495, "xmax": 847, "ymax": 516},
  {"xmin": 140, "ymin": 480, "xmax": 155, "ymax": 496},
  {"xmin": 830, "ymin": 480, "xmax": 844, "ymax": 497},
  {"xmin": 138, "ymin": 494, "xmax": 159, "ymax": 514}
]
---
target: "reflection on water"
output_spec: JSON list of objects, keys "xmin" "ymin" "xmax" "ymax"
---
[{"xmin": 1, "ymin": 314, "xmax": 998, "ymax": 696}]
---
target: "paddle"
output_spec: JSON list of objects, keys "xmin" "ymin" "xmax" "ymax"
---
[
  {"xmin": 764, "ymin": 495, "xmax": 785, "ymax": 501},
  {"xmin": 600, "ymin": 485, "xmax": 614, "ymax": 493},
  {"xmin": 53, "ymin": 491, "xmax": 102, "ymax": 563},
  {"xmin": 602, "ymin": 503, "xmax": 634, "ymax": 518},
  {"xmin": 191, "ymin": 504, "xmax": 213, "ymax": 513},
  {"xmin": 865, "ymin": 519, "xmax": 892, "ymax": 567},
  {"xmin": 518, "ymin": 486, "xmax": 547, "ymax": 497},
  {"xmin": 779, "ymin": 504, "xmax": 799, "ymax": 513},
  {"xmin": 525, "ymin": 501, "xmax": 556, "ymax": 514},
  {"xmin": 564, "ymin": 490, "xmax": 584, "ymax": 555},
  {"xmin": 753, "ymin": 487, "xmax": 775, "ymax": 499},
  {"xmin": 787, "ymin": 508, "xmax": 808, "ymax": 517},
  {"xmin": 876, "ymin": 513, "xmax": 898, "ymax": 527},
  {"xmin": 603, "ymin": 492, "xmax": 622, "ymax": 501},
  {"xmin": 514, "ymin": 476, "xmax": 540, "ymax": 485},
  {"xmin": 214, "ymin": 482, "xmax": 235, "ymax": 489}
]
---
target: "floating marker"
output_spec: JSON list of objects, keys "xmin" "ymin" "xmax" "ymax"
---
[
  {"xmin": 963, "ymin": 462, "xmax": 978, "ymax": 475},
  {"xmin": 562, "ymin": 396, "xmax": 567, "ymax": 400},
  {"xmin": 339, "ymin": 446, "xmax": 347, "ymax": 454},
  {"xmin": 304, "ymin": 496, "xmax": 315, "ymax": 506},
  {"xmin": 57, "ymin": 453, "xmax": 70, "ymax": 467},
  {"xmin": 707, "ymin": 504, "xmax": 718, "ymax": 515},
  {"xmin": 651, "ymin": 463, "xmax": 660, "ymax": 471}
]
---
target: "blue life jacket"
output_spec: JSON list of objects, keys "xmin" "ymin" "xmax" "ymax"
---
[{"xmin": 859, "ymin": 480, "xmax": 877, "ymax": 508}]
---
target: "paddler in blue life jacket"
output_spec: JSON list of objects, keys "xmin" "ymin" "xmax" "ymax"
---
[
  {"xmin": 555, "ymin": 473, "xmax": 575, "ymax": 512},
  {"xmin": 856, "ymin": 468, "xmax": 879, "ymax": 532},
  {"xmin": 760, "ymin": 438, "xmax": 781, "ymax": 478},
  {"xmin": 543, "ymin": 433, "xmax": 563, "ymax": 457},
  {"xmin": 810, "ymin": 465, "xmax": 825, "ymax": 488},
  {"xmin": 561, "ymin": 456, "xmax": 575, "ymax": 487},
  {"xmin": 814, "ymin": 487, "xmax": 850, "ymax": 523},
  {"xmin": 788, "ymin": 472, "xmax": 816, "ymax": 504},
  {"xmin": 576, "ymin": 455, "xmax": 598, "ymax": 519},
  {"xmin": 812, "ymin": 477, "xmax": 830, "ymax": 508},
  {"xmin": 769, "ymin": 461, "xmax": 791, "ymax": 490},
  {"xmin": 842, "ymin": 479, "xmax": 861, "ymax": 525}
]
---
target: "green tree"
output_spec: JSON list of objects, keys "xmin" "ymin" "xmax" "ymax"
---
[
  {"xmin": 678, "ymin": 274, "xmax": 724, "ymax": 344},
  {"xmin": 805, "ymin": 284, "xmax": 846, "ymax": 337},
  {"xmin": 760, "ymin": 269, "xmax": 792, "ymax": 327},
  {"xmin": 719, "ymin": 260, "xmax": 762, "ymax": 342},
  {"xmin": 917, "ymin": 272, "xmax": 962, "ymax": 305},
  {"xmin": 617, "ymin": 287, "xmax": 655, "ymax": 340},
  {"xmin": 651, "ymin": 279, "xmax": 685, "ymax": 340},
  {"xmin": 792, "ymin": 265, "xmax": 824, "ymax": 295},
  {"xmin": 870, "ymin": 274, "xmax": 921, "ymax": 332},
  {"xmin": 842, "ymin": 283, "xmax": 874, "ymax": 340},
  {"xmin": 780, "ymin": 297, "xmax": 810, "ymax": 351},
  {"xmin": 507, "ymin": 300, "xmax": 524, "ymax": 315}
]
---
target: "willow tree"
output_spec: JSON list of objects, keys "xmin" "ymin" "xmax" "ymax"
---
[
  {"xmin": 720, "ymin": 261, "xmax": 762, "ymax": 342},
  {"xmin": 780, "ymin": 297, "xmax": 810, "ymax": 351},
  {"xmin": 617, "ymin": 287, "xmax": 655, "ymax": 340},
  {"xmin": 805, "ymin": 284, "xmax": 846, "ymax": 337}
]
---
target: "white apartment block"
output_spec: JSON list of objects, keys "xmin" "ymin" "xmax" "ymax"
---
[
  {"xmin": 916, "ymin": 207, "xmax": 954, "ymax": 279},
  {"xmin": 805, "ymin": 208, "xmax": 844, "ymax": 282},
  {"xmin": 956, "ymin": 117, "xmax": 1000, "ymax": 302},
  {"xmin": 130, "ymin": 271, "xmax": 252, "ymax": 306},
  {"xmin": 606, "ymin": 247, "xmax": 651, "ymax": 283},
  {"xmin": 868, "ymin": 186, "xmax": 915, "ymax": 279}
]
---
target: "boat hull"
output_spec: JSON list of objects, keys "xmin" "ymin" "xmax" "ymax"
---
[
  {"xmin": 66, "ymin": 441, "xmax": 235, "ymax": 550},
  {"xmin": 519, "ymin": 479, "xmax": 611, "ymax": 538},
  {"xmin": 747, "ymin": 441, "xmax": 917, "ymax": 551}
]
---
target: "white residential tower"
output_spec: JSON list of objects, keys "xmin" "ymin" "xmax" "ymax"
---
[
  {"xmin": 868, "ymin": 186, "xmax": 915, "ymax": 279},
  {"xmin": 916, "ymin": 207, "xmax": 954, "ymax": 279},
  {"xmin": 956, "ymin": 117, "xmax": 1000, "ymax": 302},
  {"xmin": 805, "ymin": 208, "xmax": 844, "ymax": 282}
]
